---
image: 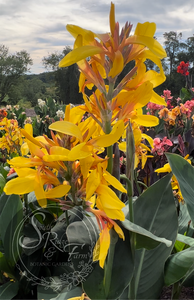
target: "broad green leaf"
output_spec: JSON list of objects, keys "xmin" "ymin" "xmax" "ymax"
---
[
  {"xmin": 66, "ymin": 214, "xmax": 134, "ymax": 299},
  {"xmin": 0, "ymin": 281, "xmax": 19, "ymax": 300},
  {"xmin": 164, "ymin": 247, "xmax": 194, "ymax": 286},
  {"xmin": 133, "ymin": 174, "xmax": 178, "ymax": 299},
  {"xmin": 0, "ymin": 192, "xmax": 8, "ymax": 215},
  {"xmin": 106, "ymin": 229, "xmax": 134, "ymax": 299},
  {"xmin": 0, "ymin": 173, "xmax": 6, "ymax": 193},
  {"xmin": 83, "ymin": 226, "xmax": 133, "ymax": 300},
  {"xmin": 38, "ymin": 285, "xmax": 83, "ymax": 300},
  {"xmin": 83, "ymin": 262, "xmax": 106, "ymax": 300},
  {"xmin": 0, "ymin": 194, "xmax": 23, "ymax": 266},
  {"xmin": 166, "ymin": 153, "xmax": 194, "ymax": 225},
  {"xmin": 176, "ymin": 233, "xmax": 194, "ymax": 247},
  {"xmin": 121, "ymin": 219, "xmax": 172, "ymax": 249},
  {"xmin": 178, "ymin": 201, "xmax": 194, "ymax": 236},
  {"xmin": 0, "ymin": 252, "xmax": 15, "ymax": 278}
]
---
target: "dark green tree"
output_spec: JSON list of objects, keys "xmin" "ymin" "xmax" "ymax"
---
[
  {"xmin": 0, "ymin": 45, "xmax": 33, "ymax": 104},
  {"xmin": 42, "ymin": 47, "xmax": 83, "ymax": 104},
  {"xmin": 21, "ymin": 77, "xmax": 47, "ymax": 106},
  {"xmin": 163, "ymin": 31, "xmax": 187, "ymax": 78}
]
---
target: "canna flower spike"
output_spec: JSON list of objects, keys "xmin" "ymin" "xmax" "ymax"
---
[{"xmin": 59, "ymin": 2, "xmax": 166, "ymax": 108}]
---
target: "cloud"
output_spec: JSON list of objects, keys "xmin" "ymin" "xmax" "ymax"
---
[{"xmin": 0, "ymin": 0, "xmax": 194, "ymax": 74}]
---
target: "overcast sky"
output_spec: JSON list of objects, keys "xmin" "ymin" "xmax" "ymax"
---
[{"xmin": 1, "ymin": 0, "xmax": 194, "ymax": 74}]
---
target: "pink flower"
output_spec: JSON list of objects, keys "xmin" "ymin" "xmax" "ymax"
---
[
  {"xmin": 163, "ymin": 90, "xmax": 172, "ymax": 99},
  {"xmin": 152, "ymin": 137, "xmax": 173, "ymax": 156},
  {"xmin": 181, "ymin": 100, "xmax": 194, "ymax": 118},
  {"xmin": 146, "ymin": 102, "xmax": 164, "ymax": 115}
]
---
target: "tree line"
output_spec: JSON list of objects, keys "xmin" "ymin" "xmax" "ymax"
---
[{"xmin": 0, "ymin": 31, "xmax": 194, "ymax": 107}]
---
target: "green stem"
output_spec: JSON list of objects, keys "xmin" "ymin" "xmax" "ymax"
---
[
  {"xmin": 65, "ymin": 210, "xmax": 69, "ymax": 226},
  {"xmin": 171, "ymin": 282, "xmax": 181, "ymax": 300},
  {"xmin": 120, "ymin": 175, "xmax": 136, "ymax": 299},
  {"xmin": 107, "ymin": 81, "xmax": 115, "ymax": 102},
  {"xmin": 126, "ymin": 121, "xmax": 136, "ymax": 299},
  {"xmin": 107, "ymin": 145, "xmax": 113, "ymax": 174}
]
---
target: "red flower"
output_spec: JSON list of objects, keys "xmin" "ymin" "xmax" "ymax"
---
[{"xmin": 177, "ymin": 61, "xmax": 189, "ymax": 76}]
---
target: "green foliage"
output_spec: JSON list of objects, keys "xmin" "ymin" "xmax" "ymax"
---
[
  {"xmin": 179, "ymin": 87, "xmax": 192, "ymax": 103},
  {"xmin": 166, "ymin": 153, "xmax": 194, "ymax": 224},
  {"xmin": 21, "ymin": 77, "xmax": 46, "ymax": 106},
  {"xmin": 32, "ymin": 97, "xmax": 66, "ymax": 137},
  {"xmin": 132, "ymin": 174, "xmax": 178, "ymax": 299},
  {"xmin": 42, "ymin": 47, "xmax": 83, "ymax": 104},
  {"xmin": 0, "ymin": 45, "xmax": 32, "ymax": 105}
]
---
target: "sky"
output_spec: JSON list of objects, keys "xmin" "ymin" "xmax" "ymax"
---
[{"xmin": 1, "ymin": 0, "xmax": 194, "ymax": 74}]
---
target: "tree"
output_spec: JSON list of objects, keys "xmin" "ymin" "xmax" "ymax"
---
[
  {"xmin": 163, "ymin": 31, "xmax": 187, "ymax": 78},
  {"xmin": 187, "ymin": 35, "xmax": 194, "ymax": 65},
  {"xmin": 42, "ymin": 47, "xmax": 83, "ymax": 104},
  {"xmin": 22, "ymin": 77, "xmax": 47, "ymax": 107},
  {"xmin": 0, "ymin": 45, "xmax": 33, "ymax": 104}
]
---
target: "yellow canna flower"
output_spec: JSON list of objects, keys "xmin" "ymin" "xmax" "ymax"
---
[
  {"xmin": 58, "ymin": 2, "xmax": 166, "ymax": 131},
  {"xmin": 89, "ymin": 208, "xmax": 125, "ymax": 268}
]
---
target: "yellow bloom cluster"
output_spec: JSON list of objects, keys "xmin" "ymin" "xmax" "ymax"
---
[
  {"xmin": 3, "ymin": 3, "xmax": 167, "ymax": 268},
  {"xmin": 0, "ymin": 117, "xmax": 23, "ymax": 155}
]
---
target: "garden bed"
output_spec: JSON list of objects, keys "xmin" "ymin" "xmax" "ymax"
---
[{"xmin": 160, "ymin": 286, "xmax": 194, "ymax": 299}]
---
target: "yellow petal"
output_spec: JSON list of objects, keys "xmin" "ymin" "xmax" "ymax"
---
[
  {"xmin": 45, "ymin": 185, "xmax": 71, "ymax": 198},
  {"xmin": 79, "ymin": 156, "xmax": 95, "ymax": 178},
  {"xmin": 27, "ymin": 141, "xmax": 45, "ymax": 158},
  {"xmin": 69, "ymin": 106, "xmax": 85, "ymax": 124},
  {"xmin": 20, "ymin": 129, "xmax": 43, "ymax": 148},
  {"xmin": 68, "ymin": 143, "xmax": 91, "ymax": 161},
  {"xmin": 59, "ymin": 46, "xmax": 104, "ymax": 68},
  {"xmin": 93, "ymin": 227, "xmax": 110, "ymax": 268},
  {"xmin": 131, "ymin": 114, "xmax": 159, "ymax": 127},
  {"xmin": 97, "ymin": 195, "xmax": 125, "ymax": 221},
  {"xmin": 126, "ymin": 35, "xmax": 166, "ymax": 59},
  {"xmin": 135, "ymin": 22, "xmax": 156, "ymax": 37},
  {"xmin": 50, "ymin": 146, "xmax": 70, "ymax": 156},
  {"xmin": 66, "ymin": 24, "xmax": 95, "ymax": 43},
  {"xmin": 103, "ymin": 171, "xmax": 127, "ymax": 193},
  {"xmin": 15, "ymin": 168, "xmax": 36, "ymax": 177},
  {"xmin": 49, "ymin": 121, "xmax": 83, "ymax": 142},
  {"xmin": 141, "ymin": 133, "xmax": 154, "ymax": 148},
  {"xmin": 43, "ymin": 154, "xmax": 68, "ymax": 162},
  {"xmin": 118, "ymin": 141, "xmax": 126, "ymax": 152},
  {"xmin": 4, "ymin": 176, "xmax": 35, "ymax": 195},
  {"xmin": 96, "ymin": 185, "xmax": 125, "ymax": 210},
  {"xmin": 64, "ymin": 104, "xmax": 71, "ymax": 121},
  {"xmin": 34, "ymin": 172, "xmax": 47, "ymax": 207},
  {"xmin": 24, "ymin": 123, "xmax": 33, "ymax": 136},
  {"xmin": 150, "ymin": 91, "xmax": 166, "ymax": 106},
  {"xmin": 86, "ymin": 169, "xmax": 101, "ymax": 200},
  {"xmin": 112, "ymin": 222, "xmax": 125, "ymax": 240},
  {"xmin": 8, "ymin": 157, "xmax": 43, "ymax": 168},
  {"xmin": 92, "ymin": 120, "xmax": 124, "ymax": 147},
  {"xmin": 21, "ymin": 142, "xmax": 29, "ymax": 156},
  {"xmin": 108, "ymin": 50, "xmax": 124, "ymax": 78},
  {"xmin": 155, "ymin": 163, "xmax": 171, "ymax": 174}
]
